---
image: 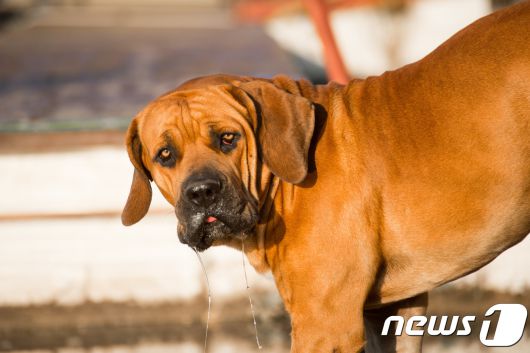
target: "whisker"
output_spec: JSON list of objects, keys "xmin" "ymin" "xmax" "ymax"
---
[
  {"xmin": 194, "ymin": 248, "xmax": 212, "ymax": 353},
  {"xmin": 241, "ymin": 240, "xmax": 263, "ymax": 350}
]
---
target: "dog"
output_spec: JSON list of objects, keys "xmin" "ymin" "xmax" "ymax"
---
[{"xmin": 121, "ymin": 2, "xmax": 530, "ymax": 352}]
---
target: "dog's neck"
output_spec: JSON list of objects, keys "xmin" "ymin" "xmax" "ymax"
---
[{"xmin": 243, "ymin": 78, "xmax": 346, "ymax": 273}]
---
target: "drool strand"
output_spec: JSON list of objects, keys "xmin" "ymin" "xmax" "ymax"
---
[
  {"xmin": 241, "ymin": 241, "xmax": 263, "ymax": 350},
  {"xmin": 193, "ymin": 248, "xmax": 212, "ymax": 353}
]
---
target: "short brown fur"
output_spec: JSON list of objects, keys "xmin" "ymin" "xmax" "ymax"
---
[{"xmin": 122, "ymin": 3, "xmax": 530, "ymax": 352}]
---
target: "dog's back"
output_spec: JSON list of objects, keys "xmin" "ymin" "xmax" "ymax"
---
[{"xmin": 350, "ymin": 1, "xmax": 530, "ymax": 305}]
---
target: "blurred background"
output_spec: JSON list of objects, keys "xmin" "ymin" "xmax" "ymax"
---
[{"xmin": 0, "ymin": 0, "xmax": 529, "ymax": 352}]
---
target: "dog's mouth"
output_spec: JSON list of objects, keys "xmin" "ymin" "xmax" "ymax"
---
[
  {"xmin": 192, "ymin": 214, "xmax": 230, "ymax": 251},
  {"xmin": 176, "ymin": 203, "xmax": 258, "ymax": 251}
]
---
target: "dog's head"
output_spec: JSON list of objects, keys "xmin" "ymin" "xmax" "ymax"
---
[{"xmin": 121, "ymin": 75, "xmax": 315, "ymax": 251}]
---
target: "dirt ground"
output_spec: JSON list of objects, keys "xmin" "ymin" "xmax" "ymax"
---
[
  {"xmin": 1, "ymin": 286, "xmax": 529, "ymax": 351},
  {"xmin": 0, "ymin": 291, "xmax": 290, "ymax": 351}
]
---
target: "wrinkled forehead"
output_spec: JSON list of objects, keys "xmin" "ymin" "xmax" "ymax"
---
[{"xmin": 138, "ymin": 86, "xmax": 249, "ymax": 146}]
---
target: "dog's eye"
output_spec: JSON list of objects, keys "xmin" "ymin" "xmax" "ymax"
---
[
  {"xmin": 156, "ymin": 147, "xmax": 176, "ymax": 167},
  {"xmin": 221, "ymin": 133, "xmax": 235, "ymax": 145},
  {"xmin": 220, "ymin": 132, "xmax": 240, "ymax": 153},
  {"xmin": 159, "ymin": 148, "xmax": 171, "ymax": 160}
]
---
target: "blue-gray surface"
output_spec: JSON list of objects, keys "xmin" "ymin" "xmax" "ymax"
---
[{"xmin": 0, "ymin": 12, "xmax": 300, "ymax": 132}]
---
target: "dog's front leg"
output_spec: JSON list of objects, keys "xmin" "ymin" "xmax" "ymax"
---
[
  {"xmin": 276, "ymin": 240, "xmax": 379, "ymax": 353},
  {"xmin": 364, "ymin": 292, "xmax": 429, "ymax": 353},
  {"xmin": 290, "ymin": 306, "xmax": 366, "ymax": 353}
]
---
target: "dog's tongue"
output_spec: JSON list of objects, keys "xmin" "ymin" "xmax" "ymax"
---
[{"xmin": 206, "ymin": 216, "xmax": 218, "ymax": 223}]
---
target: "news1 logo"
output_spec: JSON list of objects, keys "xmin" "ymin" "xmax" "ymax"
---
[{"xmin": 381, "ymin": 304, "xmax": 528, "ymax": 347}]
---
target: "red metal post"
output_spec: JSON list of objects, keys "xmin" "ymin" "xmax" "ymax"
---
[{"xmin": 302, "ymin": 0, "xmax": 350, "ymax": 84}]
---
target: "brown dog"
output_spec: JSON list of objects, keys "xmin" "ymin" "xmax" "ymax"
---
[{"xmin": 122, "ymin": 2, "xmax": 530, "ymax": 352}]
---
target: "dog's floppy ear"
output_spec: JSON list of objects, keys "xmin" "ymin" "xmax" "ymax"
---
[
  {"xmin": 121, "ymin": 118, "xmax": 153, "ymax": 226},
  {"xmin": 235, "ymin": 80, "xmax": 315, "ymax": 184}
]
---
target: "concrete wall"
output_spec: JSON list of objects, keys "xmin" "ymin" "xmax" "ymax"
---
[{"xmin": 0, "ymin": 147, "xmax": 529, "ymax": 306}]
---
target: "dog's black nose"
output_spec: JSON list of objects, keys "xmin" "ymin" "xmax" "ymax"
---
[{"xmin": 184, "ymin": 178, "xmax": 221, "ymax": 208}]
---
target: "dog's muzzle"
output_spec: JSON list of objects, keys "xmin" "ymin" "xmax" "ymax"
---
[{"xmin": 176, "ymin": 170, "xmax": 258, "ymax": 251}]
